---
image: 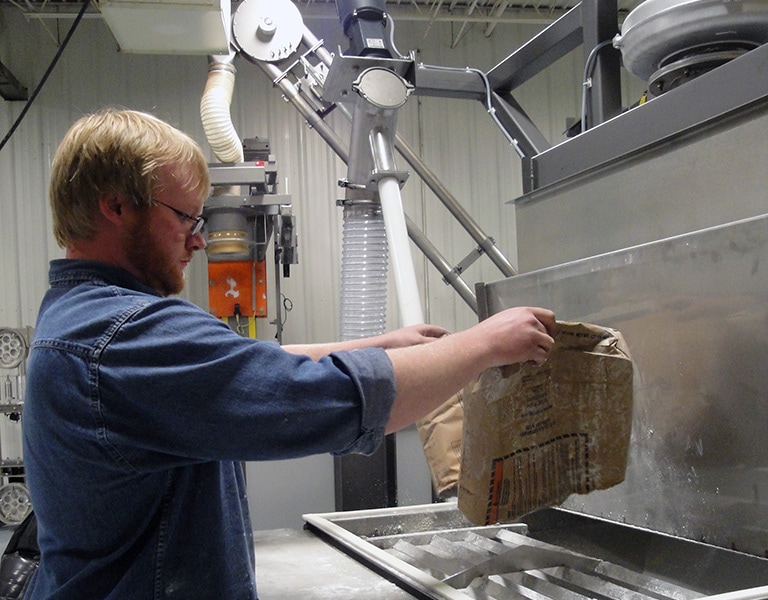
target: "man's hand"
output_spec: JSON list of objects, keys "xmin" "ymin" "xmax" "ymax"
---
[
  {"xmin": 385, "ymin": 306, "xmax": 556, "ymax": 433},
  {"xmin": 470, "ymin": 306, "xmax": 556, "ymax": 368}
]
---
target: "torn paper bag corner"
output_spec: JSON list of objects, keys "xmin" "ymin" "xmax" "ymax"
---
[{"xmin": 457, "ymin": 321, "xmax": 633, "ymax": 526}]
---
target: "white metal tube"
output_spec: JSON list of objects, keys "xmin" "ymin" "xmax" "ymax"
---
[{"xmin": 378, "ymin": 175, "xmax": 424, "ymax": 327}]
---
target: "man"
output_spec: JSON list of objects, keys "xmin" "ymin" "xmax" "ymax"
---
[{"xmin": 22, "ymin": 108, "xmax": 556, "ymax": 599}]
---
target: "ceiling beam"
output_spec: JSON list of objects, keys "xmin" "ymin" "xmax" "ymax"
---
[
  {"xmin": 298, "ymin": 3, "xmax": 569, "ymax": 26},
  {"xmin": 2, "ymin": 1, "xmax": 570, "ymax": 25}
]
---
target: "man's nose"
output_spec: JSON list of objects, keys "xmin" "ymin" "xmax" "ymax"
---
[{"xmin": 189, "ymin": 231, "xmax": 207, "ymax": 251}]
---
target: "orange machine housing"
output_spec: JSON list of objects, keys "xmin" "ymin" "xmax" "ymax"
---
[{"xmin": 208, "ymin": 260, "xmax": 267, "ymax": 318}]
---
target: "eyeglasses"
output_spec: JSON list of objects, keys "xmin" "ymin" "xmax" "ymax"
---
[{"xmin": 153, "ymin": 199, "xmax": 207, "ymax": 236}]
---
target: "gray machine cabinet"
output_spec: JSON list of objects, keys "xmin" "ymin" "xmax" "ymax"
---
[{"xmin": 515, "ymin": 44, "xmax": 768, "ymax": 273}]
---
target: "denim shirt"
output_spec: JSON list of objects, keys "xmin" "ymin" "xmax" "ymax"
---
[{"xmin": 22, "ymin": 259, "xmax": 396, "ymax": 599}]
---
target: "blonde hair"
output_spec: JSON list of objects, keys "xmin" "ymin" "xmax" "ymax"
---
[{"xmin": 49, "ymin": 108, "xmax": 210, "ymax": 247}]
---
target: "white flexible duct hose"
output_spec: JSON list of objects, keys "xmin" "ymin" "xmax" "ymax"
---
[
  {"xmin": 340, "ymin": 204, "xmax": 389, "ymax": 341},
  {"xmin": 200, "ymin": 57, "xmax": 244, "ymax": 164}
]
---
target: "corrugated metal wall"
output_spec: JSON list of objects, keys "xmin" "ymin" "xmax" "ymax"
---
[{"xmin": 0, "ymin": 5, "xmax": 646, "ymax": 528}]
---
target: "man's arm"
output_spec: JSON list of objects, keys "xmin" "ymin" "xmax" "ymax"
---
[
  {"xmin": 282, "ymin": 323, "xmax": 449, "ymax": 360},
  {"xmin": 384, "ymin": 307, "xmax": 556, "ymax": 433}
]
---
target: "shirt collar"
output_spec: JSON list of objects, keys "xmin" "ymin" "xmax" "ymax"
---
[{"xmin": 48, "ymin": 259, "xmax": 160, "ymax": 297}]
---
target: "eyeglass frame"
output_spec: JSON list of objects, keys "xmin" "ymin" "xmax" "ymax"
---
[{"xmin": 152, "ymin": 199, "xmax": 207, "ymax": 236}]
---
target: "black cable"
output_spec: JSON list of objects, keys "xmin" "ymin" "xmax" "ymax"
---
[
  {"xmin": 417, "ymin": 63, "xmax": 523, "ymax": 156},
  {"xmin": 581, "ymin": 38, "xmax": 615, "ymax": 133},
  {"xmin": 0, "ymin": 0, "xmax": 92, "ymax": 154}
]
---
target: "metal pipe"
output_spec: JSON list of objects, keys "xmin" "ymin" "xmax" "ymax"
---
[
  {"xmin": 393, "ymin": 134, "xmax": 517, "ymax": 277},
  {"xmin": 302, "ymin": 25, "xmax": 516, "ymax": 278},
  {"xmin": 297, "ymin": 25, "xmax": 510, "ymax": 318},
  {"xmin": 308, "ymin": 28, "xmax": 406, "ymax": 343},
  {"xmin": 255, "ymin": 60, "xmax": 350, "ymax": 163},
  {"xmin": 378, "ymin": 175, "xmax": 424, "ymax": 326},
  {"xmin": 404, "ymin": 214, "xmax": 477, "ymax": 313}
]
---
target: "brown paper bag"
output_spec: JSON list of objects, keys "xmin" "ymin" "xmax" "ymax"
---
[
  {"xmin": 457, "ymin": 321, "xmax": 633, "ymax": 525},
  {"xmin": 416, "ymin": 390, "xmax": 465, "ymax": 498}
]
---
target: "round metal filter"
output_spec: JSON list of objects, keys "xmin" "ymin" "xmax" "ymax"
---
[
  {"xmin": 232, "ymin": 0, "xmax": 304, "ymax": 63},
  {"xmin": 616, "ymin": 0, "xmax": 768, "ymax": 83},
  {"xmin": 0, "ymin": 329, "xmax": 27, "ymax": 369},
  {"xmin": 0, "ymin": 483, "xmax": 32, "ymax": 525}
]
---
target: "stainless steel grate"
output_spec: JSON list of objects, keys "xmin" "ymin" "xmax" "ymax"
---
[
  {"xmin": 367, "ymin": 523, "xmax": 702, "ymax": 599},
  {"xmin": 303, "ymin": 503, "xmax": 768, "ymax": 600}
]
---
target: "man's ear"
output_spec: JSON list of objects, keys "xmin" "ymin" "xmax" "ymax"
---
[{"xmin": 98, "ymin": 194, "xmax": 126, "ymax": 226}]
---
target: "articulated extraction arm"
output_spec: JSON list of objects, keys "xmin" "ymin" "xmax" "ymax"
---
[
  {"xmin": 202, "ymin": 0, "xmax": 520, "ymax": 507},
  {"xmin": 207, "ymin": 0, "xmax": 518, "ymax": 331}
]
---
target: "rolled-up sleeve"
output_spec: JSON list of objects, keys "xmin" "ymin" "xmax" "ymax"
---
[
  {"xmin": 328, "ymin": 348, "xmax": 396, "ymax": 456},
  {"xmin": 92, "ymin": 294, "xmax": 402, "ymax": 464}
]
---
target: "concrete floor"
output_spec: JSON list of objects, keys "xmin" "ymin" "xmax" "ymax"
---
[{"xmin": 0, "ymin": 524, "xmax": 417, "ymax": 598}]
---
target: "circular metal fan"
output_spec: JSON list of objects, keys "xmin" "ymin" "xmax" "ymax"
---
[{"xmin": 0, "ymin": 329, "xmax": 28, "ymax": 370}]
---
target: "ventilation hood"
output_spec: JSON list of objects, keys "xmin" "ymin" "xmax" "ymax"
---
[{"xmin": 99, "ymin": 0, "xmax": 231, "ymax": 55}]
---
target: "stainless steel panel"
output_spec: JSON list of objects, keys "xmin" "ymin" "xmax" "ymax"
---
[
  {"xmin": 514, "ymin": 104, "xmax": 768, "ymax": 273},
  {"xmin": 477, "ymin": 213, "xmax": 768, "ymax": 558}
]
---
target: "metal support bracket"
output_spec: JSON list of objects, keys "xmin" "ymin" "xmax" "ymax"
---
[
  {"xmin": 446, "ymin": 245, "xmax": 485, "ymax": 282},
  {"xmin": 0, "ymin": 59, "xmax": 27, "ymax": 102},
  {"xmin": 338, "ymin": 171, "xmax": 409, "ymax": 192},
  {"xmin": 321, "ymin": 51, "xmax": 414, "ymax": 104},
  {"xmin": 528, "ymin": 41, "xmax": 768, "ymax": 192}
]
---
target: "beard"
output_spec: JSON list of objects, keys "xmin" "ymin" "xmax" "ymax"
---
[{"xmin": 124, "ymin": 215, "xmax": 186, "ymax": 297}]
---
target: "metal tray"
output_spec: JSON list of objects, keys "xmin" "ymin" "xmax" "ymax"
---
[{"xmin": 304, "ymin": 503, "xmax": 768, "ymax": 600}]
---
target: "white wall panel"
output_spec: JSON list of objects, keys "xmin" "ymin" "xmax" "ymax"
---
[{"xmin": 0, "ymin": 5, "xmax": 643, "ymax": 528}]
